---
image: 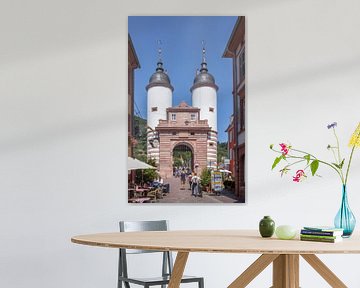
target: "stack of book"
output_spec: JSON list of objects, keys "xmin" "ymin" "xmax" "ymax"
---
[{"xmin": 300, "ymin": 226, "xmax": 344, "ymax": 243}]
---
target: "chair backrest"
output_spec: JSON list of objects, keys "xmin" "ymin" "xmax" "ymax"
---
[
  {"xmin": 118, "ymin": 220, "xmax": 173, "ymax": 284},
  {"xmin": 119, "ymin": 220, "xmax": 168, "ymax": 254}
]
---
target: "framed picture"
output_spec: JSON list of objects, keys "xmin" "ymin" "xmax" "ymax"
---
[{"xmin": 128, "ymin": 16, "xmax": 245, "ymax": 203}]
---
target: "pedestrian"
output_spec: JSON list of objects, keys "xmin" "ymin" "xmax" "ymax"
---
[
  {"xmin": 191, "ymin": 173, "xmax": 201, "ymax": 197},
  {"xmin": 188, "ymin": 173, "xmax": 193, "ymax": 190},
  {"xmin": 180, "ymin": 169, "xmax": 186, "ymax": 190}
]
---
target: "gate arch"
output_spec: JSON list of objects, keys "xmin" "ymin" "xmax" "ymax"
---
[{"xmin": 172, "ymin": 142, "xmax": 194, "ymax": 173}]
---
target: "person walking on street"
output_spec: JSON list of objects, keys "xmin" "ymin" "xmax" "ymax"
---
[
  {"xmin": 188, "ymin": 173, "xmax": 193, "ymax": 190},
  {"xmin": 180, "ymin": 169, "xmax": 186, "ymax": 190},
  {"xmin": 191, "ymin": 173, "xmax": 201, "ymax": 197}
]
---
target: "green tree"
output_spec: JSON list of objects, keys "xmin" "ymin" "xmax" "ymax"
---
[
  {"xmin": 135, "ymin": 158, "xmax": 157, "ymax": 184},
  {"xmin": 173, "ymin": 150, "xmax": 192, "ymax": 168},
  {"xmin": 217, "ymin": 141, "xmax": 228, "ymax": 164},
  {"xmin": 133, "ymin": 116, "xmax": 148, "ymax": 162},
  {"xmin": 200, "ymin": 168, "xmax": 211, "ymax": 188}
]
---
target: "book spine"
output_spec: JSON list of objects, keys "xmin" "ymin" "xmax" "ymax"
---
[
  {"xmin": 301, "ymin": 234, "xmax": 338, "ymax": 240},
  {"xmin": 300, "ymin": 236, "xmax": 337, "ymax": 243},
  {"xmin": 301, "ymin": 230, "xmax": 336, "ymax": 236}
]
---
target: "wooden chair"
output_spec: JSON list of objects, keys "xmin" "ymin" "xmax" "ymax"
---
[
  {"xmin": 118, "ymin": 220, "xmax": 204, "ymax": 288},
  {"xmin": 147, "ymin": 188, "xmax": 163, "ymax": 202}
]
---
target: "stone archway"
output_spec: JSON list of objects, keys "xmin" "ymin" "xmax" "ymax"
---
[{"xmin": 172, "ymin": 142, "xmax": 194, "ymax": 174}]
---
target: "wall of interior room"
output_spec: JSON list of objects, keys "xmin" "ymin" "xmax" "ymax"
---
[{"xmin": 1, "ymin": 0, "xmax": 360, "ymax": 287}]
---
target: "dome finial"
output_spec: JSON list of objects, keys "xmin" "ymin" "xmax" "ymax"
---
[
  {"xmin": 157, "ymin": 40, "xmax": 162, "ymax": 62},
  {"xmin": 200, "ymin": 40, "xmax": 208, "ymax": 73},
  {"xmin": 202, "ymin": 40, "xmax": 206, "ymax": 63},
  {"xmin": 156, "ymin": 40, "xmax": 164, "ymax": 72}
]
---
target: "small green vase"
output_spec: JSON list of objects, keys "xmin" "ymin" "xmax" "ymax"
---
[{"xmin": 259, "ymin": 216, "xmax": 275, "ymax": 238}]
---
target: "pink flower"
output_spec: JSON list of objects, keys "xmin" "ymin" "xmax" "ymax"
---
[
  {"xmin": 279, "ymin": 143, "xmax": 289, "ymax": 155},
  {"xmin": 293, "ymin": 170, "xmax": 306, "ymax": 182}
]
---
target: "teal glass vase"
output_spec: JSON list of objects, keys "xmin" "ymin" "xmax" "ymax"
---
[{"xmin": 334, "ymin": 185, "xmax": 356, "ymax": 237}]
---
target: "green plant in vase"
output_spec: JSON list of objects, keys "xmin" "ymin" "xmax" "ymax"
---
[{"xmin": 270, "ymin": 122, "xmax": 360, "ymax": 237}]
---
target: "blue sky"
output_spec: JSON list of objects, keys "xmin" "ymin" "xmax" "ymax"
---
[{"xmin": 128, "ymin": 16, "xmax": 237, "ymax": 142}]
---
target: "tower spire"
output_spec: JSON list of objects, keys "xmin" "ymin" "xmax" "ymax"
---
[
  {"xmin": 156, "ymin": 40, "xmax": 164, "ymax": 72},
  {"xmin": 200, "ymin": 40, "xmax": 208, "ymax": 73}
]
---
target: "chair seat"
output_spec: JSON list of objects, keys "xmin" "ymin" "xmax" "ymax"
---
[{"xmin": 119, "ymin": 274, "xmax": 203, "ymax": 286}]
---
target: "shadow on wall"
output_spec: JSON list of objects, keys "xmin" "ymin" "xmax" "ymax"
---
[
  {"xmin": 0, "ymin": 113, "xmax": 124, "ymax": 154},
  {"xmin": 252, "ymin": 57, "xmax": 360, "ymax": 94}
]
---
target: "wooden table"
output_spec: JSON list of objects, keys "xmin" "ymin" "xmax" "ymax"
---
[{"xmin": 71, "ymin": 230, "xmax": 360, "ymax": 288}]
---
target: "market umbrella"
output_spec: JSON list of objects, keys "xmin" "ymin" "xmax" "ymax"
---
[
  {"xmin": 127, "ymin": 157, "xmax": 157, "ymax": 170},
  {"xmin": 219, "ymin": 169, "xmax": 232, "ymax": 174}
]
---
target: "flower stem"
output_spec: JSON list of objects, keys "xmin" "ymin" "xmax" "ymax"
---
[
  {"xmin": 291, "ymin": 148, "xmax": 317, "ymax": 159},
  {"xmin": 271, "ymin": 147, "xmax": 344, "ymax": 182},
  {"xmin": 345, "ymin": 145, "xmax": 356, "ymax": 185},
  {"xmin": 333, "ymin": 128, "xmax": 345, "ymax": 181},
  {"xmin": 285, "ymin": 154, "xmax": 344, "ymax": 182},
  {"xmin": 345, "ymin": 129, "xmax": 360, "ymax": 185},
  {"xmin": 333, "ymin": 128, "xmax": 342, "ymax": 164}
]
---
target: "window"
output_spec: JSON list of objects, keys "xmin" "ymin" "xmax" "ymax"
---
[
  {"xmin": 172, "ymin": 132, "xmax": 177, "ymax": 135},
  {"xmin": 209, "ymin": 143, "xmax": 214, "ymax": 147},
  {"xmin": 171, "ymin": 113, "xmax": 176, "ymax": 121},
  {"xmin": 236, "ymin": 47, "xmax": 245, "ymax": 84},
  {"xmin": 240, "ymin": 97, "xmax": 245, "ymax": 131},
  {"xmin": 239, "ymin": 48, "xmax": 245, "ymax": 83},
  {"xmin": 151, "ymin": 107, "xmax": 158, "ymax": 112},
  {"xmin": 190, "ymin": 114, "xmax": 196, "ymax": 121},
  {"xmin": 209, "ymin": 107, "xmax": 214, "ymax": 112},
  {"xmin": 237, "ymin": 95, "xmax": 241, "ymax": 129},
  {"xmin": 190, "ymin": 132, "xmax": 195, "ymax": 136}
]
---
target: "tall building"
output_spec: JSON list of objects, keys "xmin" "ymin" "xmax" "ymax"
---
[
  {"xmin": 146, "ymin": 48, "xmax": 174, "ymax": 163},
  {"xmin": 223, "ymin": 16, "xmax": 245, "ymax": 202},
  {"xmin": 128, "ymin": 34, "xmax": 140, "ymax": 157},
  {"xmin": 191, "ymin": 47, "xmax": 218, "ymax": 168},
  {"xmin": 146, "ymin": 46, "xmax": 218, "ymax": 178}
]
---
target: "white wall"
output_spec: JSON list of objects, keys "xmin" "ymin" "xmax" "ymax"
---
[{"xmin": 1, "ymin": 0, "xmax": 360, "ymax": 287}]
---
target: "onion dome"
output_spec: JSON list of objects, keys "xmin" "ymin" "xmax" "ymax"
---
[
  {"xmin": 190, "ymin": 46, "xmax": 218, "ymax": 92},
  {"xmin": 146, "ymin": 45, "xmax": 174, "ymax": 91}
]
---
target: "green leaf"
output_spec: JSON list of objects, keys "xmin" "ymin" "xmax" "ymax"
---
[
  {"xmin": 270, "ymin": 144, "xmax": 274, "ymax": 149},
  {"xmin": 271, "ymin": 156, "xmax": 282, "ymax": 170},
  {"xmin": 332, "ymin": 159, "xmax": 345, "ymax": 169},
  {"xmin": 332, "ymin": 162, "xmax": 341, "ymax": 169},
  {"xmin": 310, "ymin": 160, "xmax": 319, "ymax": 176},
  {"xmin": 339, "ymin": 159, "xmax": 345, "ymax": 169},
  {"xmin": 304, "ymin": 154, "xmax": 311, "ymax": 164}
]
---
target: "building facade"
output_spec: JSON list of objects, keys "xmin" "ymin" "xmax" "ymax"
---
[
  {"xmin": 146, "ymin": 47, "xmax": 218, "ymax": 178},
  {"xmin": 225, "ymin": 115, "xmax": 235, "ymax": 174},
  {"xmin": 156, "ymin": 101, "xmax": 210, "ymax": 178},
  {"xmin": 223, "ymin": 16, "xmax": 245, "ymax": 202},
  {"xmin": 128, "ymin": 34, "xmax": 140, "ymax": 157}
]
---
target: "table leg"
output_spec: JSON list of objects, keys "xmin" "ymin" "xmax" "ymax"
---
[
  {"xmin": 272, "ymin": 254, "xmax": 299, "ymax": 288},
  {"xmin": 301, "ymin": 254, "xmax": 347, "ymax": 288},
  {"xmin": 228, "ymin": 254, "xmax": 279, "ymax": 288},
  {"xmin": 168, "ymin": 252, "xmax": 189, "ymax": 288}
]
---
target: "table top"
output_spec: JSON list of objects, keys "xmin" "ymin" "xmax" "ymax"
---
[{"xmin": 71, "ymin": 230, "xmax": 360, "ymax": 254}]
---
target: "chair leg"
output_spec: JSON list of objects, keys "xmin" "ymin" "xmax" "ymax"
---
[
  {"xmin": 118, "ymin": 250, "xmax": 123, "ymax": 288},
  {"xmin": 199, "ymin": 278, "xmax": 204, "ymax": 288}
]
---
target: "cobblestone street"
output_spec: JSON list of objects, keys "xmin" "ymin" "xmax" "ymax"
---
[{"xmin": 158, "ymin": 176, "xmax": 238, "ymax": 203}]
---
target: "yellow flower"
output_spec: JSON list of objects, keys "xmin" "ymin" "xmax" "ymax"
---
[{"xmin": 349, "ymin": 122, "xmax": 360, "ymax": 148}]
